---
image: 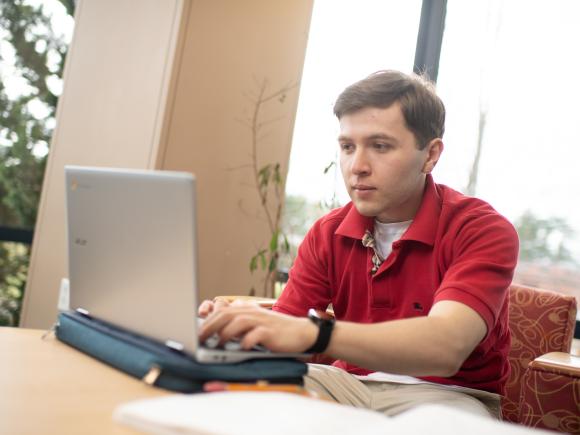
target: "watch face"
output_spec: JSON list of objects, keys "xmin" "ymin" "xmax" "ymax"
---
[{"xmin": 308, "ymin": 308, "xmax": 335, "ymax": 323}]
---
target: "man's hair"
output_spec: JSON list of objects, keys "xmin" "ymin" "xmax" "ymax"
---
[{"xmin": 333, "ymin": 70, "xmax": 445, "ymax": 149}]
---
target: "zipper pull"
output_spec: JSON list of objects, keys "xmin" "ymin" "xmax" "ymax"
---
[{"xmin": 142, "ymin": 364, "xmax": 162, "ymax": 386}]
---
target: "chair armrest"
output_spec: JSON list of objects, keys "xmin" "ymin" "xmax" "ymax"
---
[
  {"xmin": 214, "ymin": 297, "xmax": 337, "ymax": 318},
  {"xmin": 529, "ymin": 352, "xmax": 580, "ymax": 377},
  {"xmin": 518, "ymin": 352, "xmax": 580, "ymax": 432},
  {"xmin": 215, "ymin": 296, "xmax": 277, "ymax": 309}
]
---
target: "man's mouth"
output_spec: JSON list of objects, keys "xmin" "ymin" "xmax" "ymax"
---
[{"xmin": 352, "ymin": 184, "xmax": 375, "ymax": 191}]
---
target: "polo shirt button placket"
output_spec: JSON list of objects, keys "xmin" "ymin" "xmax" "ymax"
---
[
  {"xmin": 374, "ymin": 242, "xmax": 405, "ymax": 309},
  {"xmin": 363, "ymin": 230, "xmax": 395, "ymax": 309}
]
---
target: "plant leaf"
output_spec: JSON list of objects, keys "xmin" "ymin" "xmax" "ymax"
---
[
  {"xmin": 269, "ymin": 231, "xmax": 279, "ymax": 252},
  {"xmin": 323, "ymin": 161, "xmax": 335, "ymax": 174},
  {"xmin": 258, "ymin": 164, "xmax": 271, "ymax": 188},
  {"xmin": 249, "ymin": 254, "xmax": 258, "ymax": 273},
  {"xmin": 268, "ymin": 255, "xmax": 277, "ymax": 272},
  {"xmin": 272, "ymin": 163, "xmax": 282, "ymax": 184}
]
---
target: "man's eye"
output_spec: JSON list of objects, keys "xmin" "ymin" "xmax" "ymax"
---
[
  {"xmin": 374, "ymin": 143, "xmax": 391, "ymax": 151},
  {"xmin": 340, "ymin": 143, "xmax": 354, "ymax": 151}
]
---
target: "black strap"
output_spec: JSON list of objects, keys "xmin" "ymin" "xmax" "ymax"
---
[{"xmin": 306, "ymin": 321, "xmax": 333, "ymax": 354}]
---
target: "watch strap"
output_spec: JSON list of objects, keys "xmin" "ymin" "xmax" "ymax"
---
[{"xmin": 306, "ymin": 309, "xmax": 334, "ymax": 354}]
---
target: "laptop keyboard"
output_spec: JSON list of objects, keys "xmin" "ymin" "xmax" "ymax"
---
[
  {"xmin": 202, "ymin": 334, "xmax": 269, "ymax": 352},
  {"xmin": 203, "ymin": 334, "xmax": 240, "ymax": 351},
  {"xmin": 198, "ymin": 317, "xmax": 270, "ymax": 352}
]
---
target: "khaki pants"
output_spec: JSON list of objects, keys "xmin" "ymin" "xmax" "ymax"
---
[{"xmin": 304, "ymin": 364, "xmax": 501, "ymax": 419}]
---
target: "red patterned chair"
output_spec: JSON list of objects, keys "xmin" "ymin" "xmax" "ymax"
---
[{"xmin": 503, "ymin": 283, "xmax": 579, "ymax": 433}]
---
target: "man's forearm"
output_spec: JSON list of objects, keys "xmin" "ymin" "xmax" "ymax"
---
[{"xmin": 323, "ymin": 309, "xmax": 483, "ymax": 377}]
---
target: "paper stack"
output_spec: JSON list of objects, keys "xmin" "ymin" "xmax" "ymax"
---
[{"xmin": 114, "ymin": 392, "xmax": 547, "ymax": 435}]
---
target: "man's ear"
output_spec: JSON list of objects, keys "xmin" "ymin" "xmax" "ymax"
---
[{"xmin": 422, "ymin": 139, "xmax": 444, "ymax": 174}]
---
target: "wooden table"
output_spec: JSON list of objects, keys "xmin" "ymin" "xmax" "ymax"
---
[{"xmin": 0, "ymin": 327, "xmax": 171, "ymax": 434}]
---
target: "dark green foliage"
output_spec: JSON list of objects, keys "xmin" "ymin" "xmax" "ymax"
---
[
  {"xmin": 514, "ymin": 210, "xmax": 576, "ymax": 265},
  {"xmin": 0, "ymin": 242, "xmax": 29, "ymax": 326},
  {"xmin": 0, "ymin": 0, "xmax": 74, "ymax": 325}
]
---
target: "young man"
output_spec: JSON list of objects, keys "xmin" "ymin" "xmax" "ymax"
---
[{"xmin": 199, "ymin": 70, "xmax": 519, "ymax": 418}]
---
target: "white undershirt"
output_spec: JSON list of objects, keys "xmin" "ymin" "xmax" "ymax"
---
[{"xmin": 373, "ymin": 219, "xmax": 412, "ymax": 260}]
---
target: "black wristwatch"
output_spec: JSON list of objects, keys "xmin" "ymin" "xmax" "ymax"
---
[{"xmin": 305, "ymin": 308, "xmax": 335, "ymax": 354}]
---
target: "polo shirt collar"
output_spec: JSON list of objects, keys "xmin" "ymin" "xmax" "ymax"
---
[
  {"xmin": 399, "ymin": 174, "xmax": 441, "ymax": 246},
  {"xmin": 334, "ymin": 174, "xmax": 441, "ymax": 246},
  {"xmin": 335, "ymin": 204, "xmax": 374, "ymax": 239}
]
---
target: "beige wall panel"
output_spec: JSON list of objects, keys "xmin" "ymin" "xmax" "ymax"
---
[
  {"xmin": 160, "ymin": 0, "xmax": 313, "ymax": 300},
  {"xmin": 20, "ymin": 0, "xmax": 187, "ymax": 328}
]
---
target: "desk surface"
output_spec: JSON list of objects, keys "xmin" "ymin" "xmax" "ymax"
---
[{"xmin": 0, "ymin": 327, "xmax": 171, "ymax": 434}]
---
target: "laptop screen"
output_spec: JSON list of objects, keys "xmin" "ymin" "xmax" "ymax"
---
[{"xmin": 65, "ymin": 166, "xmax": 199, "ymax": 354}]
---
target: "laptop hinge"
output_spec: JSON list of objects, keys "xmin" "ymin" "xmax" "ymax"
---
[
  {"xmin": 164, "ymin": 340, "xmax": 185, "ymax": 352},
  {"xmin": 75, "ymin": 308, "xmax": 91, "ymax": 318}
]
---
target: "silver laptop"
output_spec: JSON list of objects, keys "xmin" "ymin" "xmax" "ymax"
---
[{"xmin": 65, "ymin": 166, "xmax": 306, "ymax": 363}]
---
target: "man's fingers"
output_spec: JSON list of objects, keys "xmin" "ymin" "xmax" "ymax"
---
[
  {"xmin": 231, "ymin": 299, "xmax": 258, "ymax": 308},
  {"xmin": 199, "ymin": 309, "xmax": 237, "ymax": 341},
  {"xmin": 197, "ymin": 298, "xmax": 232, "ymax": 319},
  {"xmin": 199, "ymin": 305, "xmax": 266, "ymax": 341},
  {"xmin": 218, "ymin": 315, "xmax": 257, "ymax": 344},
  {"xmin": 213, "ymin": 298, "xmax": 231, "ymax": 311},
  {"xmin": 198, "ymin": 300, "xmax": 214, "ymax": 318},
  {"xmin": 241, "ymin": 325, "xmax": 270, "ymax": 350}
]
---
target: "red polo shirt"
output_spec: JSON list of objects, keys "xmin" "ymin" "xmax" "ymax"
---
[{"xmin": 273, "ymin": 175, "xmax": 519, "ymax": 394}]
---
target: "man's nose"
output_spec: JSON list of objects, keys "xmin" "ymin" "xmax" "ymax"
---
[{"xmin": 351, "ymin": 148, "xmax": 371, "ymax": 175}]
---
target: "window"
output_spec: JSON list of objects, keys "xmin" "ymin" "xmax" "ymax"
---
[
  {"xmin": 0, "ymin": 0, "xmax": 74, "ymax": 325},
  {"xmin": 285, "ymin": 0, "xmax": 580, "ymax": 320},
  {"xmin": 284, "ymin": 0, "xmax": 422, "ymax": 249},
  {"xmin": 436, "ymin": 0, "xmax": 580, "ymax": 307}
]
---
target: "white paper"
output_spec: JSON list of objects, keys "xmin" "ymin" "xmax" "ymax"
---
[
  {"xmin": 114, "ymin": 392, "xmax": 548, "ymax": 435},
  {"xmin": 114, "ymin": 392, "xmax": 390, "ymax": 435},
  {"xmin": 354, "ymin": 371, "xmax": 429, "ymax": 384}
]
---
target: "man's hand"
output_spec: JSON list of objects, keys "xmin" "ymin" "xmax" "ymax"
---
[
  {"xmin": 198, "ymin": 298, "xmax": 231, "ymax": 318},
  {"xmin": 199, "ymin": 305, "xmax": 318, "ymax": 353}
]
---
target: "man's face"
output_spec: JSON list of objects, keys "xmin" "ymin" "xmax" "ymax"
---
[{"xmin": 338, "ymin": 104, "xmax": 437, "ymax": 223}]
